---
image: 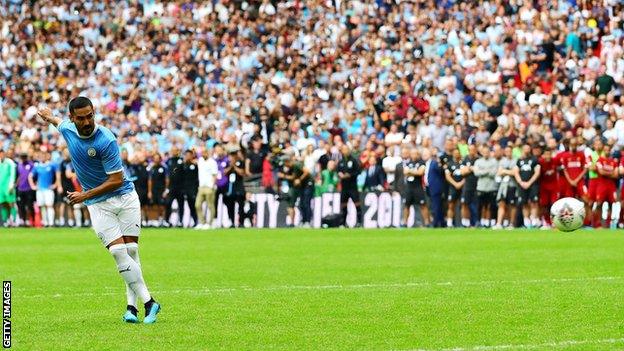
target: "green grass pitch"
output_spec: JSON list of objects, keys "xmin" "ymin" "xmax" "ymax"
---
[{"xmin": 2, "ymin": 228, "xmax": 624, "ymax": 350}]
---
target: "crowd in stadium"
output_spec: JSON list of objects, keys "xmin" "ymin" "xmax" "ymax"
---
[{"xmin": 1, "ymin": 0, "xmax": 624, "ymax": 229}]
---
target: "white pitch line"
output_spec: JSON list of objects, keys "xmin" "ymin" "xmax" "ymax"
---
[
  {"xmin": 15, "ymin": 276, "xmax": 624, "ymax": 299},
  {"xmin": 406, "ymin": 337, "xmax": 624, "ymax": 351}
]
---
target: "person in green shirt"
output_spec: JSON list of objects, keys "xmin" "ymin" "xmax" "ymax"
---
[
  {"xmin": 596, "ymin": 71, "xmax": 615, "ymax": 96},
  {"xmin": 0, "ymin": 149, "xmax": 17, "ymax": 225},
  {"xmin": 317, "ymin": 160, "xmax": 339, "ymax": 195}
]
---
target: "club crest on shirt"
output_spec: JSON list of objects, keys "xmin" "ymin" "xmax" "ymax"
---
[{"xmin": 87, "ymin": 147, "xmax": 96, "ymax": 157}]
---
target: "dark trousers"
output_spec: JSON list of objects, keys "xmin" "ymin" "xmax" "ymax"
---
[
  {"xmin": 468, "ymin": 200, "xmax": 479, "ymax": 225},
  {"xmin": 165, "ymin": 190, "xmax": 185, "ymax": 225},
  {"xmin": 17, "ymin": 190, "xmax": 35, "ymax": 223},
  {"xmin": 184, "ymin": 192, "xmax": 198, "ymax": 225},
  {"xmin": 225, "ymin": 192, "xmax": 245, "ymax": 228},
  {"xmin": 340, "ymin": 187, "xmax": 362, "ymax": 226},
  {"xmin": 299, "ymin": 185, "xmax": 314, "ymax": 223},
  {"xmin": 427, "ymin": 189, "xmax": 444, "ymax": 227}
]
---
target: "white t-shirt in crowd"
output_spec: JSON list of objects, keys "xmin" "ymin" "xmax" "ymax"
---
[
  {"xmin": 382, "ymin": 155, "xmax": 402, "ymax": 184},
  {"xmin": 198, "ymin": 157, "xmax": 219, "ymax": 188}
]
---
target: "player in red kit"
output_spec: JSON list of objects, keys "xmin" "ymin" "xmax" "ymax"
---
[
  {"xmin": 595, "ymin": 144, "xmax": 619, "ymax": 228},
  {"xmin": 556, "ymin": 138, "xmax": 589, "ymax": 224},
  {"xmin": 538, "ymin": 148, "xmax": 559, "ymax": 228}
]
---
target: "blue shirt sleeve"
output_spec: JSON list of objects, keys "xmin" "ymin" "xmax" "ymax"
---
[
  {"xmin": 57, "ymin": 119, "xmax": 71, "ymax": 135},
  {"xmin": 101, "ymin": 141, "xmax": 124, "ymax": 174}
]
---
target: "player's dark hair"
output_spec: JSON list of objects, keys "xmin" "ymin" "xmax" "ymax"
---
[{"xmin": 68, "ymin": 96, "xmax": 93, "ymax": 114}]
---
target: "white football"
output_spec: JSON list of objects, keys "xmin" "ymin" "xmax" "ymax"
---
[{"xmin": 550, "ymin": 197, "xmax": 585, "ymax": 232}]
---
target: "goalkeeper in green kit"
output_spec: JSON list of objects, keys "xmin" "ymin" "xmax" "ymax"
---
[{"xmin": 0, "ymin": 149, "xmax": 17, "ymax": 226}]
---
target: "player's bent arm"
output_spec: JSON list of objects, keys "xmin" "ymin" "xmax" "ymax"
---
[
  {"xmin": 245, "ymin": 159, "xmax": 252, "ymax": 177},
  {"xmin": 147, "ymin": 177, "xmax": 153, "ymax": 195},
  {"xmin": 80, "ymin": 171, "xmax": 124, "ymax": 201},
  {"xmin": 414, "ymin": 166, "xmax": 425, "ymax": 176},
  {"xmin": 444, "ymin": 170, "xmax": 455, "ymax": 186},
  {"xmin": 512, "ymin": 167, "xmax": 522, "ymax": 184},
  {"xmin": 28, "ymin": 172, "xmax": 37, "ymax": 190},
  {"xmin": 527, "ymin": 165, "xmax": 541, "ymax": 186},
  {"xmin": 562, "ymin": 168, "xmax": 574, "ymax": 184},
  {"xmin": 37, "ymin": 107, "xmax": 63, "ymax": 127},
  {"xmin": 572, "ymin": 167, "xmax": 587, "ymax": 184},
  {"xmin": 298, "ymin": 168, "xmax": 310, "ymax": 183}
]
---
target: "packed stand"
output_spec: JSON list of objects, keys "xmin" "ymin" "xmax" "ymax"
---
[{"xmin": 1, "ymin": 0, "xmax": 624, "ymax": 229}]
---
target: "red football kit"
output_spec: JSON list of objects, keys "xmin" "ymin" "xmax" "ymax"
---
[
  {"xmin": 596, "ymin": 156, "xmax": 618, "ymax": 203},
  {"xmin": 556, "ymin": 151, "xmax": 587, "ymax": 198},
  {"xmin": 538, "ymin": 157, "xmax": 559, "ymax": 206}
]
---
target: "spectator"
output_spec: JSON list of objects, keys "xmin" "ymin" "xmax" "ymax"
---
[
  {"xmin": 514, "ymin": 145, "xmax": 542, "ymax": 228},
  {"xmin": 494, "ymin": 147, "xmax": 518, "ymax": 229},
  {"xmin": 147, "ymin": 153, "xmax": 169, "ymax": 227},
  {"xmin": 165, "ymin": 147, "xmax": 185, "ymax": 227},
  {"xmin": 424, "ymin": 148, "xmax": 445, "ymax": 228},
  {"xmin": 225, "ymin": 149, "xmax": 246, "ymax": 228},
  {"xmin": 338, "ymin": 145, "xmax": 363, "ymax": 227},
  {"xmin": 461, "ymin": 145, "xmax": 480, "ymax": 227},
  {"xmin": 29, "ymin": 152, "xmax": 57, "ymax": 227},
  {"xmin": 403, "ymin": 149, "xmax": 427, "ymax": 228},
  {"xmin": 473, "ymin": 147, "xmax": 499, "ymax": 228},
  {"xmin": 15, "ymin": 153, "xmax": 35, "ymax": 227},
  {"xmin": 182, "ymin": 150, "xmax": 199, "ymax": 227},
  {"xmin": 195, "ymin": 148, "xmax": 218, "ymax": 230},
  {"xmin": 364, "ymin": 156, "xmax": 385, "ymax": 192},
  {"xmin": 444, "ymin": 148, "xmax": 464, "ymax": 228}
]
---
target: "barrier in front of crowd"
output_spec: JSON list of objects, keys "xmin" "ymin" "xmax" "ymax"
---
[{"xmin": 169, "ymin": 192, "xmax": 424, "ymax": 229}]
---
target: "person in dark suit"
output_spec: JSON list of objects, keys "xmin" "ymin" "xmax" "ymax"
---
[
  {"xmin": 363, "ymin": 156, "xmax": 386, "ymax": 192},
  {"xmin": 392, "ymin": 148, "xmax": 410, "ymax": 195},
  {"xmin": 424, "ymin": 148, "xmax": 445, "ymax": 227}
]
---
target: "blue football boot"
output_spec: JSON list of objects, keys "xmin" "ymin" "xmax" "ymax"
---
[
  {"xmin": 123, "ymin": 306, "xmax": 139, "ymax": 324},
  {"xmin": 143, "ymin": 300, "xmax": 161, "ymax": 324}
]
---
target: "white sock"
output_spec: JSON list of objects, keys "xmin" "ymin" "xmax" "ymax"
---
[
  {"xmin": 461, "ymin": 218, "xmax": 469, "ymax": 226},
  {"xmin": 125, "ymin": 242, "xmax": 141, "ymax": 307},
  {"xmin": 523, "ymin": 217, "xmax": 530, "ymax": 227},
  {"xmin": 602, "ymin": 203, "xmax": 610, "ymax": 221},
  {"xmin": 40, "ymin": 207, "xmax": 47, "ymax": 226},
  {"xmin": 73, "ymin": 205, "xmax": 82, "ymax": 227},
  {"xmin": 446, "ymin": 218, "xmax": 453, "ymax": 227},
  {"xmin": 611, "ymin": 202, "xmax": 621, "ymax": 221},
  {"xmin": 47, "ymin": 207, "xmax": 55, "ymax": 227},
  {"xmin": 109, "ymin": 244, "xmax": 151, "ymax": 304}
]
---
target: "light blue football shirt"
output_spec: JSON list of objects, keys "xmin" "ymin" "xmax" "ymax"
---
[
  {"xmin": 58, "ymin": 119, "xmax": 134, "ymax": 205},
  {"xmin": 32, "ymin": 162, "xmax": 57, "ymax": 190}
]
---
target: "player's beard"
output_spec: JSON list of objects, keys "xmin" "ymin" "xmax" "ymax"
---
[{"xmin": 80, "ymin": 124, "xmax": 95, "ymax": 136}]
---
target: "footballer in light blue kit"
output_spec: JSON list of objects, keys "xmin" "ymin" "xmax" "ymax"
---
[{"xmin": 37, "ymin": 97, "xmax": 160, "ymax": 324}]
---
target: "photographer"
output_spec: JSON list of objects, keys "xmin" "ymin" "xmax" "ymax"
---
[{"xmin": 224, "ymin": 149, "xmax": 246, "ymax": 228}]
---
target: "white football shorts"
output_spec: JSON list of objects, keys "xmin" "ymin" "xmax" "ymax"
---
[
  {"xmin": 87, "ymin": 191, "xmax": 141, "ymax": 247},
  {"xmin": 36, "ymin": 189, "xmax": 55, "ymax": 207}
]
